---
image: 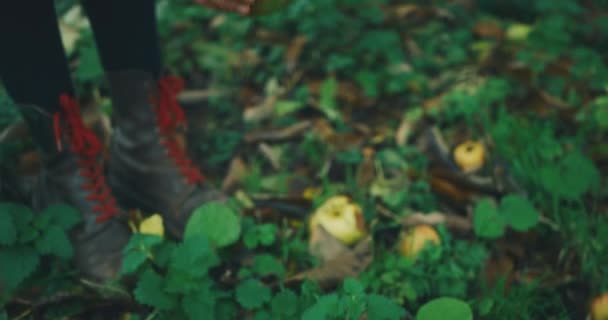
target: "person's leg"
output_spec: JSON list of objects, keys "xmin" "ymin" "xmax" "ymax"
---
[
  {"xmin": 81, "ymin": 0, "xmax": 162, "ymax": 78},
  {"xmin": 82, "ymin": 0, "xmax": 225, "ymax": 238},
  {"xmin": 0, "ymin": 0, "xmax": 75, "ymax": 153},
  {"xmin": 0, "ymin": 0, "xmax": 129, "ymax": 282}
]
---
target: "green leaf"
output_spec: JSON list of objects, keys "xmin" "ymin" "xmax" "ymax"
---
[
  {"xmin": 170, "ymin": 235, "xmax": 219, "ymax": 275},
  {"xmin": 41, "ymin": 204, "xmax": 81, "ymax": 230},
  {"xmin": 121, "ymin": 234, "xmax": 163, "ymax": 275},
  {"xmin": 182, "ymin": 280, "xmax": 216, "ymax": 320},
  {"xmin": 270, "ymin": 289, "xmax": 298, "ymax": 317},
  {"xmin": 76, "ymin": 45, "xmax": 103, "ymax": 81},
  {"xmin": 473, "ymin": 199, "xmax": 505, "ymax": 239},
  {"xmin": 235, "ymin": 279, "xmax": 272, "ymax": 310},
  {"xmin": 343, "ymin": 278, "xmax": 365, "ymax": 296},
  {"xmin": 416, "ymin": 297, "xmax": 473, "ymax": 320},
  {"xmin": 184, "ymin": 202, "xmax": 241, "ymax": 248},
  {"xmin": 253, "ymin": 254, "xmax": 285, "ymax": 279},
  {"xmin": 134, "ymin": 269, "xmax": 176, "ymax": 310},
  {"xmin": 35, "ymin": 225, "xmax": 73, "ymax": 259},
  {"xmin": 500, "ymin": 195, "xmax": 539, "ymax": 231},
  {"xmin": 367, "ymin": 294, "xmax": 406, "ymax": 320},
  {"xmin": 319, "ymin": 77, "xmax": 342, "ymax": 123},
  {"xmin": 0, "ymin": 247, "xmax": 39, "ymax": 291},
  {"xmin": 0, "ymin": 211, "xmax": 16, "ymax": 245},
  {"xmin": 302, "ymin": 294, "xmax": 339, "ymax": 320},
  {"xmin": 120, "ymin": 250, "xmax": 147, "ymax": 275},
  {"xmin": 540, "ymin": 151, "xmax": 600, "ymax": 200},
  {"xmin": 0, "ymin": 203, "xmax": 33, "ymax": 234}
]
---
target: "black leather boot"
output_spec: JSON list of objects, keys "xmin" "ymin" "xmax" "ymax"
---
[
  {"xmin": 27, "ymin": 95, "xmax": 130, "ymax": 282},
  {"xmin": 106, "ymin": 70, "xmax": 224, "ymax": 239}
]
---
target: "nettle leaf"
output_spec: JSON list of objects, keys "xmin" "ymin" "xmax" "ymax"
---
[
  {"xmin": 0, "ymin": 203, "xmax": 33, "ymax": 241},
  {"xmin": 540, "ymin": 151, "xmax": 600, "ymax": 200},
  {"xmin": 366, "ymin": 294, "xmax": 406, "ymax": 320},
  {"xmin": 134, "ymin": 269, "xmax": 176, "ymax": 310},
  {"xmin": 35, "ymin": 225, "xmax": 73, "ymax": 259},
  {"xmin": 235, "ymin": 279, "xmax": 272, "ymax": 310},
  {"xmin": 182, "ymin": 279, "xmax": 216, "ymax": 320},
  {"xmin": 121, "ymin": 234, "xmax": 163, "ymax": 275},
  {"xmin": 302, "ymin": 293, "xmax": 339, "ymax": 320},
  {"xmin": 270, "ymin": 289, "xmax": 298, "ymax": 317},
  {"xmin": 473, "ymin": 199, "xmax": 505, "ymax": 239},
  {"xmin": 0, "ymin": 247, "xmax": 39, "ymax": 291},
  {"xmin": 253, "ymin": 254, "xmax": 285, "ymax": 279},
  {"xmin": 41, "ymin": 204, "xmax": 81, "ymax": 230},
  {"xmin": 339, "ymin": 279, "xmax": 367, "ymax": 319},
  {"xmin": 170, "ymin": 235, "xmax": 220, "ymax": 275},
  {"xmin": 415, "ymin": 297, "xmax": 473, "ymax": 320},
  {"xmin": 244, "ymin": 224, "xmax": 277, "ymax": 249},
  {"xmin": 0, "ymin": 211, "xmax": 17, "ymax": 245},
  {"xmin": 500, "ymin": 195, "xmax": 539, "ymax": 231},
  {"xmin": 185, "ymin": 202, "xmax": 241, "ymax": 248}
]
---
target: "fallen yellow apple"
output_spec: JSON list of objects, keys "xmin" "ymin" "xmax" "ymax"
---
[
  {"xmin": 398, "ymin": 225, "xmax": 440, "ymax": 258},
  {"xmin": 592, "ymin": 292, "xmax": 608, "ymax": 320},
  {"xmin": 453, "ymin": 140, "xmax": 486, "ymax": 173},
  {"xmin": 309, "ymin": 196, "xmax": 367, "ymax": 246},
  {"xmin": 139, "ymin": 214, "xmax": 164, "ymax": 237},
  {"xmin": 251, "ymin": 0, "xmax": 290, "ymax": 16}
]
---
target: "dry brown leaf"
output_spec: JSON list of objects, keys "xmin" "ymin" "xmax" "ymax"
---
[
  {"xmin": 473, "ymin": 20, "xmax": 504, "ymax": 40},
  {"xmin": 308, "ymin": 224, "xmax": 352, "ymax": 262},
  {"xmin": 222, "ymin": 157, "xmax": 249, "ymax": 192},
  {"xmin": 284, "ymin": 36, "xmax": 308, "ymax": 72},
  {"xmin": 258, "ymin": 142, "xmax": 282, "ymax": 170},
  {"xmin": 244, "ymin": 120, "xmax": 312, "ymax": 143},
  {"xmin": 401, "ymin": 212, "xmax": 472, "ymax": 232},
  {"xmin": 288, "ymin": 236, "xmax": 373, "ymax": 289},
  {"xmin": 356, "ymin": 147, "xmax": 376, "ymax": 188}
]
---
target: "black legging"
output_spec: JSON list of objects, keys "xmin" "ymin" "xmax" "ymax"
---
[{"xmin": 0, "ymin": 0, "xmax": 161, "ymax": 152}]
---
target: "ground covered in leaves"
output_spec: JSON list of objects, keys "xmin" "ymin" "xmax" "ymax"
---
[{"xmin": 1, "ymin": 0, "xmax": 608, "ymax": 319}]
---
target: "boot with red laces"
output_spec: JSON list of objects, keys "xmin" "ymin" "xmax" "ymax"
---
[
  {"xmin": 107, "ymin": 70, "xmax": 224, "ymax": 239},
  {"xmin": 31, "ymin": 95, "xmax": 130, "ymax": 281}
]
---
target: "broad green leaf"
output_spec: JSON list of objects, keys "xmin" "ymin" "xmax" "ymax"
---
[
  {"xmin": 473, "ymin": 199, "xmax": 505, "ymax": 239},
  {"xmin": 0, "ymin": 212, "xmax": 16, "ymax": 245},
  {"xmin": 121, "ymin": 234, "xmax": 163, "ymax": 275},
  {"xmin": 500, "ymin": 195, "xmax": 539, "ymax": 231},
  {"xmin": 185, "ymin": 202, "xmax": 241, "ymax": 248},
  {"xmin": 35, "ymin": 225, "xmax": 73, "ymax": 259},
  {"xmin": 319, "ymin": 77, "xmax": 341, "ymax": 123},
  {"xmin": 367, "ymin": 294, "xmax": 406, "ymax": 320},
  {"xmin": 120, "ymin": 250, "xmax": 148, "ymax": 275},
  {"xmin": 416, "ymin": 297, "xmax": 473, "ymax": 320},
  {"xmin": 76, "ymin": 45, "xmax": 103, "ymax": 81},
  {"xmin": 235, "ymin": 279, "xmax": 272, "ymax": 310},
  {"xmin": 169, "ymin": 235, "xmax": 219, "ymax": 275},
  {"xmin": 134, "ymin": 269, "xmax": 176, "ymax": 310},
  {"xmin": 182, "ymin": 280, "xmax": 216, "ymax": 320},
  {"xmin": 42, "ymin": 204, "xmax": 81, "ymax": 230},
  {"xmin": 343, "ymin": 278, "xmax": 365, "ymax": 296},
  {"xmin": 540, "ymin": 151, "xmax": 600, "ymax": 200},
  {"xmin": 252, "ymin": 254, "xmax": 285, "ymax": 279},
  {"xmin": 0, "ymin": 247, "xmax": 39, "ymax": 291},
  {"xmin": 270, "ymin": 289, "xmax": 298, "ymax": 317},
  {"xmin": 302, "ymin": 294, "xmax": 339, "ymax": 320},
  {"xmin": 0, "ymin": 203, "xmax": 33, "ymax": 232}
]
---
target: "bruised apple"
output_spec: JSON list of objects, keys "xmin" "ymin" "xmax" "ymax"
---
[
  {"xmin": 309, "ymin": 196, "xmax": 367, "ymax": 246},
  {"xmin": 398, "ymin": 225, "xmax": 440, "ymax": 259}
]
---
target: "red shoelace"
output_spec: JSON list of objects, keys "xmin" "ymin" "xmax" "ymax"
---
[
  {"xmin": 53, "ymin": 94, "xmax": 119, "ymax": 223},
  {"xmin": 154, "ymin": 76, "xmax": 206, "ymax": 184}
]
